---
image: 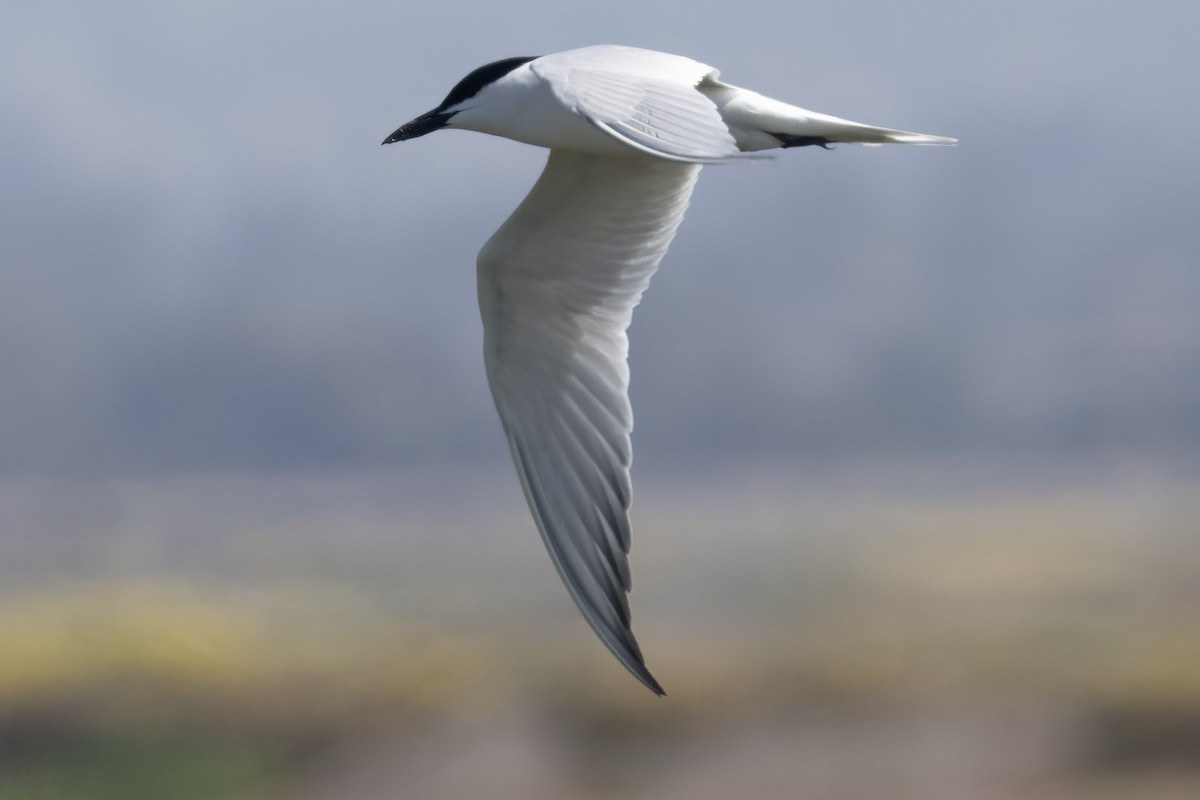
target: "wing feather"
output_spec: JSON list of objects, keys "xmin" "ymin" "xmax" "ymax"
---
[
  {"xmin": 478, "ymin": 149, "xmax": 701, "ymax": 694},
  {"xmin": 531, "ymin": 45, "xmax": 761, "ymax": 163}
]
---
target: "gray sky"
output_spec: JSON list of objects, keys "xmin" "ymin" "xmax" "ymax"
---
[{"xmin": 2, "ymin": 0, "xmax": 1198, "ymax": 477}]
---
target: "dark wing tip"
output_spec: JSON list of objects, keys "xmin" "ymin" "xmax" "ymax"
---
[
  {"xmin": 613, "ymin": 630, "xmax": 667, "ymax": 696},
  {"xmin": 770, "ymin": 132, "xmax": 834, "ymax": 149}
]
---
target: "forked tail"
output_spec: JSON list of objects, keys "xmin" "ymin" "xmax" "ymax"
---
[
  {"xmin": 767, "ymin": 108, "xmax": 957, "ymax": 147},
  {"xmin": 701, "ymin": 80, "xmax": 957, "ymax": 151}
]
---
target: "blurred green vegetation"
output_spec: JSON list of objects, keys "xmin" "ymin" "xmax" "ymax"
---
[
  {"xmin": 0, "ymin": 735, "xmax": 275, "ymax": 800},
  {"xmin": 1, "ymin": 465, "xmax": 1198, "ymax": 798}
]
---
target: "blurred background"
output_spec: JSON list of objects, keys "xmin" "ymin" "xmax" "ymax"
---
[{"xmin": 2, "ymin": 1, "xmax": 1198, "ymax": 797}]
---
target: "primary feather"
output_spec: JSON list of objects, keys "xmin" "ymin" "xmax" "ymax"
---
[{"xmin": 478, "ymin": 151, "xmax": 699, "ymax": 695}]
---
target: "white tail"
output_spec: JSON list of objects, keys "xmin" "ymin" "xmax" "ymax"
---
[
  {"xmin": 702, "ymin": 81, "xmax": 957, "ymax": 151},
  {"xmin": 767, "ymin": 105, "xmax": 957, "ymax": 146}
]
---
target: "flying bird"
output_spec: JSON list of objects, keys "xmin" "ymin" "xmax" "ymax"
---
[{"xmin": 382, "ymin": 45, "xmax": 954, "ymax": 695}]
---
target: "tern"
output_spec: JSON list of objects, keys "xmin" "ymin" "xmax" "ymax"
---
[{"xmin": 383, "ymin": 45, "xmax": 954, "ymax": 695}]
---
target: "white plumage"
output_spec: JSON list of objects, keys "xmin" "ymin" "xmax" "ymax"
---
[{"xmin": 383, "ymin": 45, "xmax": 954, "ymax": 695}]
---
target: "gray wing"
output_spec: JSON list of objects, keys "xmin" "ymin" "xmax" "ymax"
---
[
  {"xmin": 532, "ymin": 45, "xmax": 763, "ymax": 164},
  {"xmin": 477, "ymin": 149, "xmax": 702, "ymax": 694}
]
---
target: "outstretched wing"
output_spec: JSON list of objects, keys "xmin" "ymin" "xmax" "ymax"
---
[
  {"xmin": 477, "ymin": 149, "xmax": 701, "ymax": 694},
  {"xmin": 532, "ymin": 45, "xmax": 761, "ymax": 164}
]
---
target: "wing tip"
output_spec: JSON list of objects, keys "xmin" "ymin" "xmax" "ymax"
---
[
  {"xmin": 609, "ymin": 630, "xmax": 667, "ymax": 695},
  {"xmin": 633, "ymin": 662, "xmax": 668, "ymax": 696}
]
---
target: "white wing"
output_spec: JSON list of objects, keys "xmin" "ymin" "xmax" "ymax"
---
[
  {"xmin": 478, "ymin": 150, "xmax": 701, "ymax": 695},
  {"xmin": 532, "ymin": 45, "xmax": 760, "ymax": 163}
]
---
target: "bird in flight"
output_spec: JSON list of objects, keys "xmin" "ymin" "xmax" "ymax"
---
[{"xmin": 383, "ymin": 45, "xmax": 954, "ymax": 695}]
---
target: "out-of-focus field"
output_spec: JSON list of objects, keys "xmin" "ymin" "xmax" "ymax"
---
[{"xmin": 1, "ymin": 458, "xmax": 1198, "ymax": 799}]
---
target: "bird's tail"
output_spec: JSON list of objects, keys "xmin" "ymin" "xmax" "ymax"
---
[
  {"xmin": 704, "ymin": 83, "xmax": 956, "ymax": 150},
  {"xmin": 768, "ymin": 106, "xmax": 957, "ymax": 147}
]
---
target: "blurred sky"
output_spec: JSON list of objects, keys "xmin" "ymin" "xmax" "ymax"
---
[{"xmin": 2, "ymin": 0, "xmax": 1198, "ymax": 479}]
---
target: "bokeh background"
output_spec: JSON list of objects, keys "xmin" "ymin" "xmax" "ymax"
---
[{"xmin": 3, "ymin": 1, "xmax": 1198, "ymax": 797}]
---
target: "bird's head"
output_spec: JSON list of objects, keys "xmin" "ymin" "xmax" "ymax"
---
[{"xmin": 382, "ymin": 56, "xmax": 539, "ymax": 145}]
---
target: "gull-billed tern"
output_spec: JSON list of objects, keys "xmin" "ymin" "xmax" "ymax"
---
[{"xmin": 383, "ymin": 45, "xmax": 954, "ymax": 695}]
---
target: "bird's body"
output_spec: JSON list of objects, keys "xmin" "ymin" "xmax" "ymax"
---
[{"xmin": 384, "ymin": 45, "xmax": 954, "ymax": 695}]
